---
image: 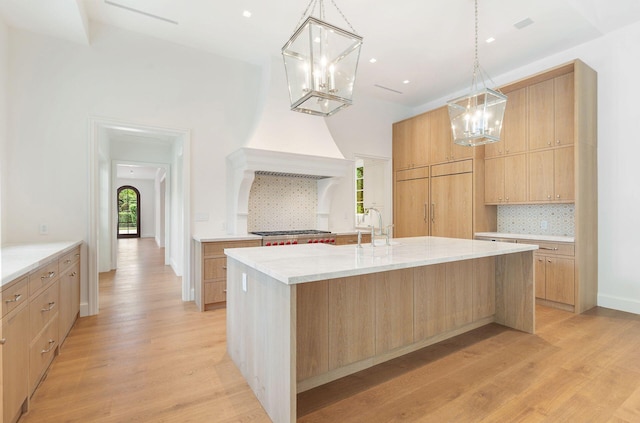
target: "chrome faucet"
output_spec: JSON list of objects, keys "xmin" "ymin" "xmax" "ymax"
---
[{"xmin": 367, "ymin": 208, "xmax": 393, "ymax": 246}]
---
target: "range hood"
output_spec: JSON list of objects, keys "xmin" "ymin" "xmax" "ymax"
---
[{"xmin": 226, "ymin": 148, "xmax": 353, "ymax": 235}]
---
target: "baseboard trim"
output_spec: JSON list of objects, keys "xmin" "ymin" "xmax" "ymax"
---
[{"xmin": 598, "ymin": 294, "xmax": 640, "ymax": 315}]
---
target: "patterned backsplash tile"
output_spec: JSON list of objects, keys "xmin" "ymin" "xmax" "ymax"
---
[
  {"xmin": 498, "ymin": 204, "xmax": 575, "ymax": 237},
  {"xmin": 248, "ymin": 174, "xmax": 317, "ymax": 231}
]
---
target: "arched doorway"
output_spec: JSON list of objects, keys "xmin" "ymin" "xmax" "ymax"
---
[{"xmin": 117, "ymin": 185, "xmax": 140, "ymax": 238}]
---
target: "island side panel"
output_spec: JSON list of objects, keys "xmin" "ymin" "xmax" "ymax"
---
[
  {"xmin": 226, "ymin": 258, "xmax": 296, "ymax": 423},
  {"xmin": 494, "ymin": 250, "xmax": 535, "ymax": 334}
]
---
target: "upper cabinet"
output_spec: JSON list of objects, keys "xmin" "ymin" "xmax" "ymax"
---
[
  {"xmin": 430, "ymin": 106, "xmax": 473, "ymax": 164},
  {"xmin": 528, "ymin": 73, "xmax": 574, "ymax": 151},
  {"xmin": 485, "ymin": 87, "xmax": 527, "ymax": 158},
  {"xmin": 393, "ymin": 113, "xmax": 429, "ymax": 170}
]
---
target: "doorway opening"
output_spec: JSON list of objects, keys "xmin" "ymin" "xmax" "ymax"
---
[{"xmin": 117, "ymin": 185, "xmax": 141, "ymax": 238}]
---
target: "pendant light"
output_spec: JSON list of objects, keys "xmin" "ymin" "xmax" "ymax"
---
[
  {"xmin": 282, "ymin": 0, "xmax": 363, "ymax": 117},
  {"xmin": 447, "ymin": 0, "xmax": 507, "ymax": 146}
]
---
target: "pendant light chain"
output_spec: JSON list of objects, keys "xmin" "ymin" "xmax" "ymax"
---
[
  {"xmin": 329, "ymin": 0, "xmax": 358, "ymax": 33},
  {"xmin": 471, "ymin": 0, "xmax": 480, "ymax": 92},
  {"xmin": 292, "ymin": 0, "xmax": 357, "ymax": 33}
]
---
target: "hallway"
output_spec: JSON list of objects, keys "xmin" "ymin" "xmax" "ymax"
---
[{"xmin": 20, "ymin": 238, "xmax": 269, "ymax": 422}]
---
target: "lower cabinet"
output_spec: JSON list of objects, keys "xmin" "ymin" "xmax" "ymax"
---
[
  {"xmin": 196, "ymin": 239, "xmax": 262, "ymax": 311},
  {"xmin": 334, "ymin": 233, "xmax": 371, "ymax": 245},
  {"xmin": 1, "ymin": 244, "xmax": 82, "ymax": 423},
  {"xmin": 535, "ymin": 255, "xmax": 575, "ymax": 306}
]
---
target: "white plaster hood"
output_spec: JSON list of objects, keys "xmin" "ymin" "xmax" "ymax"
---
[{"xmin": 226, "ymin": 58, "xmax": 354, "ymax": 235}]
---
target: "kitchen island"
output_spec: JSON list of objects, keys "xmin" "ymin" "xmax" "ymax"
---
[{"xmin": 225, "ymin": 236, "xmax": 537, "ymax": 423}]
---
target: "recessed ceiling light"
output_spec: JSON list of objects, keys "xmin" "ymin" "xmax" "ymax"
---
[
  {"xmin": 514, "ymin": 17, "xmax": 534, "ymax": 29},
  {"xmin": 242, "ymin": 10, "xmax": 251, "ymax": 18},
  {"xmin": 369, "ymin": 58, "xmax": 377, "ymax": 63},
  {"xmin": 486, "ymin": 37, "xmax": 495, "ymax": 43},
  {"xmin": 403, "ymin": 80, "xmax": 410, "ymax": 84}
]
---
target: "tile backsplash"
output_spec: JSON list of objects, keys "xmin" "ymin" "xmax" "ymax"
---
[
  {"xmin": 497, "ymin": 204, "xmax": 575, "ymax": 237},
  {"xmin": 247, "ymin": 174, "xmax": 317, "ymax": 231}
]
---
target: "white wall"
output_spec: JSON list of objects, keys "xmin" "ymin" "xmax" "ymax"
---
[
  {"xmin": 0, "ymin": 17, "xmax": 7, "ymax": 245},
  {"xmin": 4, "ymin": 22, "xmax": 262, "ymax": 245},
  {"xmin": 155, "ymin": 169, "xmax": 166, "ymax": 248},
  {"xmin": 116, "ymin": 178, "xmax": 155, "ymax": 238},
  {"xmin": 413, "ymin": 21, "xmax": 640, "ymax": 314}
]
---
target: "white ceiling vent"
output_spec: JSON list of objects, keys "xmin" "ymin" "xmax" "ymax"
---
[{"xmin": 514, "ymin": 17, "xmax": 534, "ymax": 30}]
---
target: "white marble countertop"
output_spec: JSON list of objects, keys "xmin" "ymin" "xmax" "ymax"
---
[
  {"xmin": 1, "ymin": 241, "xmax": 82, "ymax": 287},
  {"xmin": 192, "ymin": 233, "xmax": 262, "ymax": 243},
  {"xmin": 225, "ymin": 236, "xmax": 537, "ymax": 285},
  {"xmin": 475, "ymin": 232, "xmax": 575, "ymax": 243}
]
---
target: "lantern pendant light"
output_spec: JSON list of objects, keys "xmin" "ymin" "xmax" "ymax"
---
[
  {"xmin": 282, "ymin": 0, "xmax": 363, "ymax": 117},
  {"xmin": 447, "ymin": 0, "xmax": 507, "ymax": 146}
]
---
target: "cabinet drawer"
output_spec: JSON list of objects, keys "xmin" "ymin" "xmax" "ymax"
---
[
  {"xmin": 203, "ymin": 257, "xmax": 227, "ymax": 280},
  {"xmin": 59, "ymin": 246, "xmax": 81, "ymax": 270},
  {"xmin": 29, "ymin": 260, "xmax": 60, "ymax": 296},
  {"xmin": 29, "ymin": 315, "xmax": 59, "ymax": 393},
  {"xmin": 396, "ymin": 166, "xmax": 429, "ymax": 181},
  {"xmin": 431, "ymin": 159, "xmax": 473, "ymax": 177},
  {"xmin": 528, "ymin": 241, "xmax": 574, "ymax": 256},
  {"xmin": 204, "ymin": 281, "xmax": 227, "ymax": 304},
  {"xmin": 203, "ymin": 240, "xmax": 261, "ymax": 256},
  {"xmin": 29, "ymin": 280, "xmax": 59, "ymax": 339},
  {"xmin": 2, "ymin": 276, "xmax": 28, "ymax": 317}
]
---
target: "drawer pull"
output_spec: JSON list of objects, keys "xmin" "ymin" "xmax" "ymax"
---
[
  {"xmin": 539, "ymin": 247, "xmax": 559, "ymax": 251},
  {"xmin": 41, "ymin": 301, "xmax": 56, "ymax": 312},
  {"xmin": 65, "ymin": 259, "xmax": 71, "ymax": 264},
  {"xmin": 69, "ymin": 271, "xmax": 77, "ymax": 277},
  {"xmin": 75, "ymin": 253, "xmax": 80, "ymax": 257},
  {"xmin": 5, "ymin": 293, "xmax": 22, "ymax": 303},
  {"xmin": 222, "ymin": 266, "xmax": 227, "ymax": 270},
  {"xmin": 41, "ymin": 271, "xmax": 56, "ymax": 280},
  {"xmin": 41, "ymin": 339, "xmax": 56, "ymax": 354},
  {"xmin": 223, "ymin": 289, "xmax": 227, "ymax": 293},
  {"xmin": 0, "ymin": 338, "xmax": 6, "ymax": 345}
]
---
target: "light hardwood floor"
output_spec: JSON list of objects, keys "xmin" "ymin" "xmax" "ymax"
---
[{"xmin": 20, "ymin": 238, "xmax": 640, "ymax": 422}]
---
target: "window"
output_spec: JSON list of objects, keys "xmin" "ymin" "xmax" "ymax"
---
[
  {"xmin": 117, "ymin": 185, "xmax": 140, "ymax": 238},
  {"xmin": 356, "ymin": 165, "xmax": 364, "ymax": 214}
]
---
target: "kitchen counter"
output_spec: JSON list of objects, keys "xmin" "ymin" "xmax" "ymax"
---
[
  {"xmin": 192, "ymin": 233, "xmax": 262, "ymax": 243},
  {"xmin": 1, "ymin": 241, "xmax": 83, "ymax": 286},
  {"xmin": 226, "ymin": 236, "xmax": 536, "ymax": 423},
  {"xmin": 475, "ymin": 232, "xmax": 575, "ymax": 243},
  {"xmin": 225, "ymin": 236, "xmax": 537, "ymax": 285}
]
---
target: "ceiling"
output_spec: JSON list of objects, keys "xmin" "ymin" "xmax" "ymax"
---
[
  {"xmin": 116, "ymin": 163, "xmax": 161, "ymax": 180},
  {"xmin": 2, "ymin": 0, "xmax": 640, "ymax": 107}
]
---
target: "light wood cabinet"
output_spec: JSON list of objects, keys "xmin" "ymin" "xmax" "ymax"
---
[
  {"xmin": 529, "ymin": 146, "xmax": 574, "ymax": 202},
  {"xmin": 196, "ymin": 239, "xmax": 261, "ymax": 311},
  {"xmin": 394, "ymin": 174, "xmax": 429, "ymax": 238},
  {"xmin": 1, "ymin": 244, "xmax": 82, "ymax": 423},
  {"xmin": 2, "ymin": 302, "xmax": 29, "ymax": 423},
  {"xmin": 430, "ymin": 106, "xmax": 473, "ymax": 164},
  {"xmin": 532, "ymin": 241, "xmax": 575, "ymax": 306},
  {"xmin": 528, "ymin": 73, "xmax": 574, "ymax": 151},
  {"xmin": 485, "ymin": 86, "xmax": 528, "ymax": 158},
  {"xmin": 374, "ymin": 269, "xmax": 414, "ymax": 354},
  {"xmin": 393, "ymin": 113, "xmax": 429, "ymax": 170},
  {"xmin": 431, "ymin": 171, "xmax": 473, "ymax": 239},
  {"xmin": 334, "ymin": 233, "xmax": 371, "ymax": 246},
  {"xmin": 484, "ymin": 154, "xmax": 528, "ymax": 204}
]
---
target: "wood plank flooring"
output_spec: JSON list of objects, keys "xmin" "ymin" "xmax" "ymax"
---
[{"xmin": 19, "ymin": 238, "xmax": 640, "ymax": 422}]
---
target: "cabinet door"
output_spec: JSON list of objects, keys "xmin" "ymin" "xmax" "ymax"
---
[
  {"xmin": 534, "ymin": 255, "xmax": 546, "ymax": 299},
  {"xmin": 410, "ymin": 113, "xmax": 430, "ymax": 167},
  {"xmin": 395, "ymin": 177, "xmax": 429, "ymax": 238},
  {"xmin": 487, "ymin": 86, "xmax": 527, "ymax": 157},
  {"xmin": 59, "ymin": 270, "xmax": 72, "ymax": 343},
  {"xmin": 484, "ymin": 157, "xmax": 504, "ymax": 204},
  {"xmin": 554, "ymin": 146, "xmax": 574, "ymax": 201},
  {"xmin": 554, "ymin": 73, "xmax": 574, "ymax": 146},
  {"xmin": 546, "ymin": 257, "xmax": 575, "ymax": 305},
  {"xmin": 529, "ymin": 150, "xmax": 554, "ymax": 201},
  {"xmin": 3, "ymin": 307, "xmax": 29, "ymax": 423},
  {"xmin": 431, "ymin": 172, "xmax": 473, "ymax": 239},
  {"xmin": 445, "ymin": 260, "xmax": 474, "ymax": 329},
  {"xmin": 393, "ymin": 119, "xmax": 411, "ymax": 170},
  {"xmin": 429, "ymin": 107, "xmax": 451, "ymax": 163},
  {"xmin": 528, "ymin": 79, "xmax": 555, "ymax": 150},
  {"xmin": 504, "ymin": 153, "xmax": 528, "ymax": 203}
]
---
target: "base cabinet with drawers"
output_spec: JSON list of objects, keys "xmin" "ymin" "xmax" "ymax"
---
[
  {"xmin": 531, "ymin": 241, "xmax": 576, "ymax": 309},
  {"xmin": 195, "ymin": 239, "xmax": 262, "ymax": 311},
  {"xmin": 1, "ymin": 243, "xmax": 81, "ymax": 423}
]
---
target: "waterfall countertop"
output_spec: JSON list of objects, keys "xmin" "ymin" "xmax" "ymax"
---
[
  {"xmin": 224, "ymin": 236, "xmax": 537, "ymax": 285},
  {"xmin": 1, "ymin": 241, "xmax": 82, "ymax": 287}
]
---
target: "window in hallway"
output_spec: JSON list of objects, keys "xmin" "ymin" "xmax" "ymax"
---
[{"xmin": 117, "ymin": 185, "xmax": 140, "ymax": 238}]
